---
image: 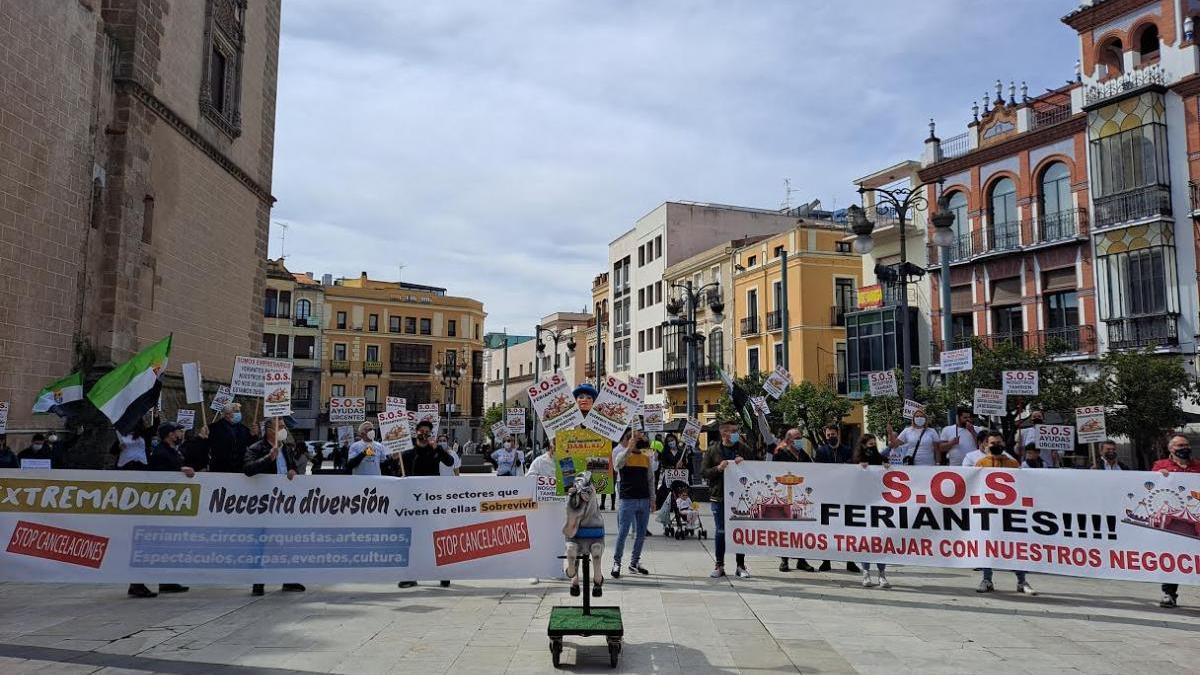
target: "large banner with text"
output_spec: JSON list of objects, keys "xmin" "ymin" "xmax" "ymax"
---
[
  {"xmin": 726, "ymin": 462, "xmax": 1200, "ymax": 585},
  {"xmin": 0, "ymin": 471, "xmax": 563, "ymax": 583}
]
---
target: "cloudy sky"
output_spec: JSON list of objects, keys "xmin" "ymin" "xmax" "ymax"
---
[{"xmin": 271, "ymin": 1, "xmax": 1080, "ymax": 334}]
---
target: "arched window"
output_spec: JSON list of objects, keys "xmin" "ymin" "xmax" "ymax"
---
[
  {"xmin": 1136, "ymin": 24, "xmax": 1160, "ymax": 63},
  {"xmin": 944, "ymin": 191, "xmax": 969, "ymax": 260},
  {"xmin": 708, "ymin": 328, "xmax": 724, "ymax": 369},
  {"xmin": 988, "ymin": 177, "xmax": 1018, "ymax": 250},
  {"xmin": 295, "ymin": 298, "xmax": 311, "ymax": 321},
  {"xmin": 1038, "ymin": 163, "xmax": 1072, "ymax": 241},
  {"xmin": 1099, "ymin": 38, "xmax": 1124, "ymax": 78}
]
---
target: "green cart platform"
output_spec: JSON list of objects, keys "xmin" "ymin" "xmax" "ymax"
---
[{"xmin": 548, "ymin": 555, "xmax": 623, "ymax": 668}]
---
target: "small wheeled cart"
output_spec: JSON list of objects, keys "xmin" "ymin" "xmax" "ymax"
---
[{"xmin": 548, "ymin": 554, "xmax": 623, "ymax": 668}]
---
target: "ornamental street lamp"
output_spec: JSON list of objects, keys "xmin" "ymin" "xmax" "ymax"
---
[
  {"xmin": 848, "ymin": 180, "xmax": 955, "ymax": 401},
  {"xmin": 532, "ymin": 324, "xmax": 576, "ymax": 448},
  {"xmin": 435, "ymin": 350, "xmax": 468, "ymax": 442},
  {"xmin": 665, "ymin": 280, "xmax": 725, "ymax": 420}
]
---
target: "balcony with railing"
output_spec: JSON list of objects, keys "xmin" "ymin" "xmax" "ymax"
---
[
  {"xmin": 740, "ymin": 316, "xmax": 760, "ymax": 336},
  {"xmin": 1106, "ymin": 313, "xmax": 1179, "ymax": 350},
  {"xmin": 363, "ymin": 361, "xmax": 383, "ymax": 375},
  {"xmin": 1190, "ymin": 181, "xmax": 1200, "ymax": 215},
  {"xmin": 932, "ymin": 325, "xmax": 1098, "ymax": 363},
  {"xmin": 330, "ymin": 359, "xmax": 351, "ymax": 374},
  {"xmin": 765, "ymin": 310, "xmax": 783, "ymax": 331},
  {"xmin": 986, "ymin": 221, "xmax": 1021, "ymax": 252},
  {"xmin": 830, "ymin": 305, "xmax": 848, "ymax": 327},
  {"xmin": 930, "ymin": 209, "xmax": 1088, "ymax": 266},
  {"xmin": 293, "ymin": 398, "xmax": 313, "ymax": 410},
  {"xmin": 1093, "ymin": 185, "xmax": 1171, "ymax": 229},
  {"xmin": 293, "ymin": 315, "xmax": 320, "ymax": 328},
  {"xmin": 1031, "ymin": 208, "xmax": 1088, "ymax": 243},
  {"xmin": 940, "ymin": 132, "xmax": 970, "ymax": 160},
  {"xmin": 660, "ymin": 364, "xmax": 721, "ymax": 387},
  {"xmin": 1083, "ymin": 66, "xmax": 1167, "ymax": 108}
]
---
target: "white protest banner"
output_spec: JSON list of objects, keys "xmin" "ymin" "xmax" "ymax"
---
[
  {"xmin": 901, "ymin": 399, "xmax": 922, "ymax": 420},
  {"xmin": 176, "ymin": 410, "xmax": 195, "ymax": 431},
  {"xmin": 725, "ymin": 462, "xmax": 1200, "ymax": 585},
  {"xmin": 386, "ymin": 397, "xmax": 406, "ymax": 414},
  {"xmin": 261, "ymin": 361, "xmax": 293, "ymax": 418},
  {"xmin": 231, "ymin": 356, "xmax": 288, "ymax": 398},
  {"xmin": 749, "ymin": 396, "xmax": 771, "ymax": 416},
  {"xmin": 506, "ymin": 408, "xmax": 526, "ymax": 434},
  {"xmin": 0, "ymin": 471, "xmax": 563, "ymax": 583},
  {"xmin": 582, "ymin": 375, "xmax": 642, "ymax": 442},
  {"xmin": 377, "ymin": 409, "xmax": 414, "ymax": 453},
  {"xmin": 528, "ymin": 373, "xmax": 583, "ymax": 441},
  {"xmin": 210, "ymin": 386, "xmax": 233, "ymax": 414},
  {"xmin": 182, "ymin": 363, "xmax": 203, "ymax": 404},
  {"xmin": 491, "ymin": 421, "xmax": 512, "ymax": 443},
  {"xmin": 337, "ymin": 426, "xmax": 354, "ymax": 444},
  {"xmin": 1002, "ymin": 370, "xmax": 1039, "ymax": 396},
  {"xmin": 416, "ymin": 404, "xmax": 440, "ymax": 437},
  {"xmin": 1037, "ymin": 424, "xmax": 1075, "ymax": 454},
  {"xmin": 0, "ymin": 401, "xmax": 7, "ymax": 435},
  {"xmin": 1075, "ymin": 406, "xmax": 1107, "ymax": 444},
  {"xmin": 763, "ymin": 366, "xmax": 792, "ymax": 399},
  {"xmin": 867, "ymin": 371, "xmax": 898, "ymax": 397},
  {"xmin": 682, "ymin": 418, "xmax": 701, "ymax": 449},
  {"xmin": 973, "ymin": 388, "xmax": 1005, "ymax": 417},
  {"xmin": 643, "ymin": 404, "xmax": 665, "ymax": 433},
  {"xmin": 662, "ymin": 469, "xmax": 689, "ymax": 487},
  {"xmin": 329, "ymin": 397, "xmax": 366, "ymax": 424},
  {"xmin": 940, "ymin": 348, "xmax": 973, "ymax": 374}
]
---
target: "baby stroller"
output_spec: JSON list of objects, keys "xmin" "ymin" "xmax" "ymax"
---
[{"xmin": 661, "ymin": 481, "xmax": 707, "ymax": 540}]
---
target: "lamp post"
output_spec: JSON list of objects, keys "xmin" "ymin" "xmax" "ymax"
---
[
  {"xmin": 532, "ymin": 324, "xmax": 577, "ymax": 448},
  {"xmin": 665, "ymin": 281, "xmax": 725, "ymax": 420},
  {"xmin": 847, "ymin": 180, "xmax": 955, "ymax": 401},
  {"xmin": 435, "ymin": 349, "xmax": 468, "ymax": 443}
]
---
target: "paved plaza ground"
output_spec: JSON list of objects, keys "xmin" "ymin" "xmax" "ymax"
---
[{"xmin": 0, "ymin": 510, "xmax": 1195, "ymax": 675}]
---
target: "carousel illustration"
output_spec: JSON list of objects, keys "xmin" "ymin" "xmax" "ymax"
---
[
  {"xmin": 729, "ymin": 472, "xmax": 816, "ymax": 522},
  {"xmin": 1122, "ymin": 481, "xmax": 1200, "ymax": 540}
]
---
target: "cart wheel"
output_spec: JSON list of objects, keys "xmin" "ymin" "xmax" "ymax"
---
[{"xmin": 550, "ymin": 639, "xmax": 562, "ymax": 668}]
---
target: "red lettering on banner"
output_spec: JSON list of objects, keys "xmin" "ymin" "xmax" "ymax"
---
[
  {"xmin": 881, "ymin": 471, "xmax": 911, "ymax": 503},
  {"xmin": 930, "ymin": 472, "xmax": 966, "ymax": 505},
  {"xmin": 983, "ymin": 472, "xmax": 1017, "ymax": 506},
  {"xmin": 432, "ymin": 516, "xmax": 530, "ymax": 566},
  {"xmin": 6, "ymin": 520, "xmax": 108, "ymax": 568}
]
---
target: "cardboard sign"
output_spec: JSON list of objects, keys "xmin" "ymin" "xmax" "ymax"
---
[
  {"xmin": 386, "ymin": 397, "xmax": 406, "ymax": 414},
  {"xmin": 901, "ymin": 399, "xmax": 922, "ymax": 420},
  {"xmin": 260, "ymin": 361, "xmax": 293, "ymax": 418},
  {"xmin": 337, "ymin": 426, "xmax": 354, "ymax": 444},
  {"xmin": 682, "ymin": 418, "xmax": 702, "ymax": 449},
  {"xmin": 176, "ymin": 409, "xmax": 196, "ymax": 430},
  {"xmin": 662, "ymin": 468, "xmax": 689, "ymax": 487},
  {"xmin": 506, "ymin": 408, "xmax": 526, "ymax": 434},
  {"xmin": 1075, "ymin": 406, "xmax": 1107, "ymax": 444},
  {"xmin": 867, "ymin": 371, "xmax": 898, "ymax": 397},
  {"xmin": 377, "ymin": 409, "xmax": 414, "ymax": 453},
  {"xmin": 552, "ymin": 428, "xmax": 614, "ymax": 495},
  {"xmin": 628, "ymin": 375, "xmax": 645, "ymax": 417},
  {"xmin": 209, "ymin": 386, "xmax": 233, "ymax": 414},
  {"xmin": 940, "ymin": 348, "xmax": 973, "ymax": 374},
  {"xmin": 0, "ymin": 401, "xmax": 8, "ymax": 435},
  {"xmin": 528, "ymin": 373, "xmax": 583, "ymax": 441},
  {"xmin": 416, "ymin": 404, "xmax": 440, "ymax": 437},
  {"xmin": 20, "ymin": 459, "xmax": 51, "ymax": 470},
  {"xmin": 329, "ymin": 397, "xmax": 366, "ymax": 423},
  {"xmin": 231, "ymin": 356, "xmax": 290, "ymax": 398},
  {"xmin": 1037, "ymin": 424, "xmax": 1075, "ymax": 453},
  {"xmin": 763, "ymin": 366, "xmax": 792, "ymax": 399},
  {"xmin": 749, "ymin": 396, "xmax": 771, "ymax": 416},
  {"xmin": 643, "ymin": 403, "xmax": 665, "ymax": 432},
  {"xmin": 582, "ymin": 375, "xmax": 643, "ymax": 442},
  {"xmin": 491, "ymin": 421, "xmax": 512, "ymax": 442},
  {"xmin": 1002, "ymin": 370, "xmax": 1038, "ymax": 396},
  {"xmin": 182, "ymin": 362, "xmax": 203, "ymax": 404},
  {"xmin": 973, "ymin": 388, "xmax": 1005, "ymax": 417}
]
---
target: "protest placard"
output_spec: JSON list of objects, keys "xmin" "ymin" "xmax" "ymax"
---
[
  {"xmin": 377, "ymin": 409, "xmax": 414, "ymax": 453},
  {"xmin": 867, "ymin": 371, "xmax": 898, "ymax": 396},
  {"xmin": 973, "ymin": 388, "xmax": 1005, "ymax": 416},
  {"xmin": 231, "ymin": 356, "xmax": 289, "ymax": 398},
  {"xmin": 528, "ymin": 373, "xmax": 582, "ymax": 440},
  {"xmin": 385, "ymin": 397, "xmax": 406, "ymax": 413},
  {"xmin": 582, "ymin": 375, "xmax": 643, "ymax": 442},
  {"xmin": 329, "ymin": 397, "xmax": 366, "ymax": 423},
  {"xmin": 763, "ymin": 366, "xmax": 792, "ymax": 399},
  {"xmin": 260, "ymin": 361, "xmax": 293, "ymax": 418},
  {"xmin": 1002, "ymin": 370, "xmax": 1038, "ymax": 396},
  {"xmin": 682, "ymin": 418, "xmax": 701, "ymax": 448},
  {"xmin": 209, "ymin": 386, "xmax": 233, "ymax": 413},
  {"xmin": 0, "ymin": 401, "xmax": 7, "ymax": 435},
  {"xmin": 553, "ymin": 428, "xmax": 614, "ymax": 495},
  {"xmin": 1075, "ymin": 406, "xmax": 1107, "ymax": 444},
  {"xmin": 176, "ymin": 409, "xmax": 195, "ymax": 430},
  {"xmin": 902, "ymin": 399, "xmax": 922, "ymax": 419},
  {"xmin": 749, "ymin": 396, "xmax": 771, "ymax": 416},
  {"xmin": 643, "ymin": 403, "xmax": 665, "ymax": 432},
  {"xmin": 662, "ymin": 468, "xmax": 689, "ymax": 487},
  {"xmin": 416, "ymin": 404, "xmax": 440, "ymax": 437},
  {"xmin": 629, "ymin": 375, "xmax": 645, "ymax": 416},
  {"xmin": 1037, "ymin": 424, "xmax": 1075, "ymax": 454},
  {"xmin": 940, "ymin": 348, "xmax": 973, "ymax": 374},
  {"xmin": 491, "ymin": 421, "xmax": 511, "ymax": 442},
  {"xmin": 182, "ymin": 363, "xmax": 203, "ymax": 404},
  {"xmin": 506, "ymin": 408, "xmax": 526, "ymax": 434}
]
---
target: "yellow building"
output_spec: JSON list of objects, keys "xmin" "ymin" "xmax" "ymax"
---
[
  {"xmin": 319, "ymin": 273, "xmax": 486, "ymax": 442},
  {"xmin": 731, "ymin": 221, "xmax": 863, "ymax": 429}
]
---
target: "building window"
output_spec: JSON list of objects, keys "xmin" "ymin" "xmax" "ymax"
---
[
  {"xmin": 261, "ymin": 332, "xmax": 273, "ymax": 357},
  {"xmin": 296, "ymin": 299, "xmax": 312, "ymax": 322},
  {"xmin": 405, "ymin": 317, "xmax": 417, "ymax": 334},
  {"xmin": 389, "ymin": 316, "xmax": 401, "ymax": 333},
  {"xmin": 835, "ymin": 343, "xmax": 847, "ymax": 395},
  {"xmin": 834, "ymin": 278, "xmax": 856, "ymax": 325},
  {"xmin": 1136, "ymin": 23, "xmax": 1160, "ymax": 64},
  {"xmin": 774, "ymin": 343, "xmax": 784, "ymax": 369},
  {"xmin": 199, "ymin": 0, "xmax": 247, "ymax": 137},
  {"xmin": 368, "ymin": 314, "xmax": 379, "ymax": 332},
  {"xmin": 420, "ymin": 318, "xmax": 432, "ymax": 335},
  {"xmin": 331, "ymin": 384, "xmax": 346, "ymax": 397},
  {"xmin": 294, "ymin": 335, "xmax": 315, "ymax": 360},
  {"xmin": 835, "ymin": 241, "xmax": 851, "ymax": 253},
  {"xmin": 1101, "ymin": 246, "xmax": 1172, "ymax": 318},
  {"xmin": 638, "ymin": 245, "xmax": 645, "ymax": 267},
  {"xmin": 747, "ymin": 289, "xmax": 759, "ymax": 319},
  {"xmin": 333, "ymin": 343, "xmax": 347, "ymax": 361},
  {"xmin": 276, "ymin": 291, "xmax": 291, "ymax": 319},
  {"xmin": 844, "ymin": 307, "xmax": 918, "ymax": 397},
  {"xmin": 1098, "ymin": 37, "xmax": 1124, "ymax": 79},
  {"xmin": 1045, "ymin": 290, "xmax": 1080, "ymax": 347},
  {"xmin": 336, "ymin": 311, "xmax": 347, "ymax": 329},
  {"xmin": 655, "ymin": 281, "xmax": 662, "ymax": 304},
  {"xmin": 747, "ymin": 255, "xmax": 757, "ymax": 267},
  {"xmin": 638, "ymin": 288, "xmax": 645, "ymax": 310},
  {"xmin": 654, "ymin": 235, "xmax": 662, "ymax": 259},
  {"xmin": 264, "ymin": 289, "xmax": 278, "ymax": 318},
  {"xmin": 988, "ymin": 177, "xmax": 1018, "ymax": 249},
  {"xmin": 950, "ymin": 314, "xmax": 974, "ymax": 343},
  {"xmin": 747, "ymin": 347, "xmax": 760, "ymax": 374},
  {"xmin": 708, "ymin": 328, "xmax": 723, "ymax": 368},
  {"xmin": 294, "ymin": 379, "xmax": 311, "ymax": 403},
  {"xmin": 389, "ymin": 381, "xmax": 431, "ymax": 404},
  {"xmin": 638, "ymin": 331, "xmax": 645, "ymax": 353},
  {"xmin": 773, "ymin": 245, "xmax": 785, "ymax": 258},
  {"xmin": 365, "ymin": 385, "xmax": 378, "ymax": 404},
  {"xmin": 366, "ymin": 345, "xmax": 380, "ymax": 362},
  {"xmin": 448, "ymin": 320, "xmax": 457, "ymax": 337},
  {"xmin": 992, "ymin": 305, "xmax": 1024, "ymax": 347},
  {"xmin": 390, "ymin": 343, "xmax": 432, "ymax": 374},
  {"xmin": 946, "ymin": 191, "xmax": 969, "ymax": 259},
  {"xmin": 655, "ymin": 324, "xmax": 662, "ymax": 349},
  {"xmin": 1091, "ymin": 122, "xmax": 1170, "ymax": 201}
]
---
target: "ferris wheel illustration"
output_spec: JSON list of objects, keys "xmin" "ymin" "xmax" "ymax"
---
[
  {"xmin": 729, "ymin": 472, "xmax": 817, "ymax": 522},
  {"xmin": 1122, "ymin": 482, "xmax": 1200, "ymax": 540}
]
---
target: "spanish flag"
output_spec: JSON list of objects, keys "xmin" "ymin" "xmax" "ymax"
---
[{"xmin": 87, "ymin": 336, "xmax": 172, "ymax": 433}]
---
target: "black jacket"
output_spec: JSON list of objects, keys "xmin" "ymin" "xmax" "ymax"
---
[
  {"xmin": 209, "ymin": 418, "xmax": 252, "ymax": 473},
  {"xmin": 148, "ymin": 441, "xmax": 185, "ymax": 472},
  {"xmin": 399, "ymin": 443, "xmax": 454, "ymax": 477},
  {"xmin": 0, "ymin": 447, "xmax": 16, "ymax": 469},
  {"xmin": 771, "ymin": 442, "xmax": 812, "ymax": 463},
  {"xmin": 701, "ymin": 442, "xmax": 760, "ymax": 503},
  {"xmin": 815, "ymin": 442, "xmax": 853, "ymax": 464},
  {"xmin": 243, "ymin": 440, "xmax": 297, "ymax": 477}
]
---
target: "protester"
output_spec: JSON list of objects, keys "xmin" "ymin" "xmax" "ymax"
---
[
  {"xmin": 243, "ymin": 419, "xmax": 304, "ymax": 596},
  {"xmin": 0, "ymin": 435, "xmax": 16, "ymax": 469},
  {"xmin": 397, "ymin": 420, "xmax": 455, "ymax": 589},
  {"xmin": 854, "ymin": 434, "xmax": 890, "ymax": 588},
  {"xmin": 525, "ymin": 440, "xmax": 560, "ymax": 585},
  {"xmin": 938, "ymin": 409, "xmax": 977, "ymax": 467},
  {"xmin": 114, "ymin": 422, "xmax": 151, "ymax": 470},
  {"xmin": 127, "ymin": 422, "xmax": 197, "ymax": 598},
  {"xmin": 962, "ymin": 428, "xmax": 992, "ymax": 467},
  {"xmin": 207, "ymin": 403, "xmax": 252, "ymax": 473},
  {"xmin": 1020, "ymin": 442, "xmax": 1045, "ymax": 469},
  {"xmin": 439, "ymin": 442, "xmax": 462, "ymax": 476},
  {"xmin": 611, "ymin": 436, "xmax": 655, "ymax": 578},
  {"xmin": 770, "ymin": 428, "xmax": 816, "ymax": 573},
  {"xmin": 1153, "ymin": 433, "xmax": 1200, "ymax": 608},
  {"xmin": 814, "ymin": 425, "xmax": 852, "ymax": 463},
  {"xmin": 1091, "ymin": 440, "xmax": 1129, "ymax": 470},
  {"xmin": 1016, "ymin": 408, "xmax": 1056, "ymax": 467},
  {"xmin": 975, "ymin": 431, "xmax": 1035, "ymax": 595},
  {"xmin": 702, "ymin": 418, "xmax": 759, "ymax": 579},
  {"xmin": 23, "ymin": 432, "xmax": 63, "ymax": 468},
  {"xmin": 332, "ymin": 438, "xmax": 349, "ymax": 472},
  {"xmin": 654, "ymin": 435, "xmax": 689, "ymax": 521},
  {"xmin": 293, "ymin": 440, "xmax": 312, "ymax": 476},
  {"xmin": 181, "ymin": 429, "xmax": 209, "ymax": 472},
  {"xmin": 491, "ymin": 437, "xmax": 525, "ymax": 476},
  {"xmin": 347, "ymin": 421, "xmax": 386, "ymax": 476},
  {"xmin": 887, "ymin": 408, "xmax": 940, "ymax": 466}
]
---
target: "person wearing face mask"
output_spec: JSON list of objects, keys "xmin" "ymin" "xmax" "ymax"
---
[
  {"xmin": 347, "ymin": 421, "xmax": 389, "ymax": 476},
  {"xmin": 853, "ymin": 434, "xmax": 892, "ymax": 587},
  {"xmin": 611, "ymin": 437, "xmax": 656, "ymax": 579},
  {"xmin": 25, "ymin": 431, "xmax": 66, "ymax": 468},
  {"xmin": 974, "ymin": 431, "xmax": 1036, "ymax": 596},
  {"xmin": 1016, "ymin": 408, "xmax": 1056, "ymax": 467},
  {"xmin": 961, "ymin": 428, "xmax": 992, "ymax": 467},
  {"xmin": 1019, "ymin": 443, "xmax": 1045, "ymax": 469},
  {"xmin": 939, "ymin": 409, "xmax": 978, "ymax": 467},
  {"xmin": 397, "ymin": 420, "xmax": 456, "ymax": 589},
  {"xmin": 206, "ymin": 403, "xmax": 251, "ymax": 474},
  {"xmin": 1152, "ymin": 433, "xmax": 1200, "ymax": 608},
  {"xmin": 886, "ymin": 408, "xmax": 941, "ymax": 466},
  {"xmin": 814, "ymin": 425, "xmax": 852, "ymax": 464},
  {"xmin": 1091, "ymin": 440, "xmax": 1129, "ymax": 470},
  {"xmin": 771, "ymin": 428, "xmax": 817, "ymax": 573},
  {"xmin": 491, "ymin": 438, "xmax": 525, "ymax": 476},
  {"xmin": 127, "ymin": 422, "xmax": 198, "ymax": 598},
  {"xmin": 243, "ymin": 418, "xmax": 304, "ymax": 597},
  {"xmin": 702, "ymin": 418, "xmax": 760, "ymax": 579}
]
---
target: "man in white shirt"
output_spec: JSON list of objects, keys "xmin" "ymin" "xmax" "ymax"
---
[
  {"xmin": 346, "ymin": 421, "xmax": 386, "ymax": 476},
  {"xmin": 1016, "ymin": 409, "xmax": 1057, "ymax": 467},
  {"xmin": 439, "ymin": 445, "xmax": 462, "ymax": 476},
  {"xmin": 938, "ymin": 409, "xmax": 977, "ymax": 467}
]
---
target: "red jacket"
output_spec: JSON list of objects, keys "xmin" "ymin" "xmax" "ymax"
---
[{"xmin": 1151, "ymin": 458, "xmax": 1200, "ymax": 474}]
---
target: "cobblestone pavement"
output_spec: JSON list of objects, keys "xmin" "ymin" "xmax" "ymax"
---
[{"xmin": 0, "ymin": 510, "xmax": 1196, "ymax": 674}]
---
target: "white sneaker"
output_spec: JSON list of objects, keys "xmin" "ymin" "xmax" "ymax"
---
[
  {"xmin": 529, "ymin": 577, "xmax": 540, "ymax": 584},
  {"xmin": 735, "ymin": 566, "xmax": 751, "ymax": 579},
  {"xmin": 861, "ymin": 571, "xmax": 876, "ymax": 588},
  {"xmin": 1017, "ymin": 582, "xmax": 1037, "ymax": 596},
  {"xmin": 877, "ymin": 573, "xmax": 891, "ymax": 589}
]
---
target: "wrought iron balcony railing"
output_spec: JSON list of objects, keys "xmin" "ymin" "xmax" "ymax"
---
[
  {"xmin": 1106, "ymin": 313, "xmax": 1179, "ymax": 350},
  {"xmin": 1093, "ymin": 185, "xmax": 1171, "ymax": 229},
  {"xmin": 740, "ymin": 316, "xmax": 760, "ymax": 336}
]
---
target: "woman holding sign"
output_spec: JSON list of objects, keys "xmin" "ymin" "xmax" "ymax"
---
[{"xmin": 886, "ymin": 407, "xmax": 940, "ymax": 466}]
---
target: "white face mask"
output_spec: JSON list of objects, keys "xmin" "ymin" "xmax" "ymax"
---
[
  {"xmin": 366, "ymin": 429, "xmax": 376, "ymax": 441},
  {"xmin": 276, "ymin": 428, "xmax": 288, "ymax": 443},
  {"xmin": 913, "ymin": 417, "xmax": 926, "ymax": 427},
  {"xmin": 48, "ymin": 435, "xmax": 58, "ymax": 443}
]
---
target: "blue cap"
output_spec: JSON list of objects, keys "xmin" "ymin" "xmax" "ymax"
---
[{"xmin": 573, "ymin": 383, "xmax": 599, "ymax": 399}]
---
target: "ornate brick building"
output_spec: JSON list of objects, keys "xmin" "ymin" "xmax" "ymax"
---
[{"xmin": 0, "ymin": 0, "xmax": 280, "ymax": 442}]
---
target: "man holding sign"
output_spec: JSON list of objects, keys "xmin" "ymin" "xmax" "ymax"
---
[{"xmin": 347, "ymin": 421, "xmax": 387, "ymax": 476}]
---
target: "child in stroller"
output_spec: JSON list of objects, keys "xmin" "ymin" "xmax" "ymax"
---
[{"xmin": 659, "ymin": 480, "xmax": 707, "ymax": 540}]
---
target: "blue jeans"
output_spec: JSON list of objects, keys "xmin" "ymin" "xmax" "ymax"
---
[
  {"xmin": 981, "ymin": 568, "xmax": 1025, "ymax": 583},
  {"xmin": 860, "ymin": 563, "xmax": 887, "ymax": 572},
  {"xmin": 613, "ymin": 497, "xmax": 650, "ymax": 566}
]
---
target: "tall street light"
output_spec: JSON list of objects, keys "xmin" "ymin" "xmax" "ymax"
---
[
  {"xmin": 532, "ymin": 324, "xmax": 576, "ymax": 448},
  {"xmin": 665, "ymin": 280, "xmax": 725, "ymax": 420},
  {"xmin": 847, "ymin": 180, "xmax": 955, "ymax": 401},
  {"xmin": 434, "ymin": 349, "xmax": 468, "ymax": 442}
]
